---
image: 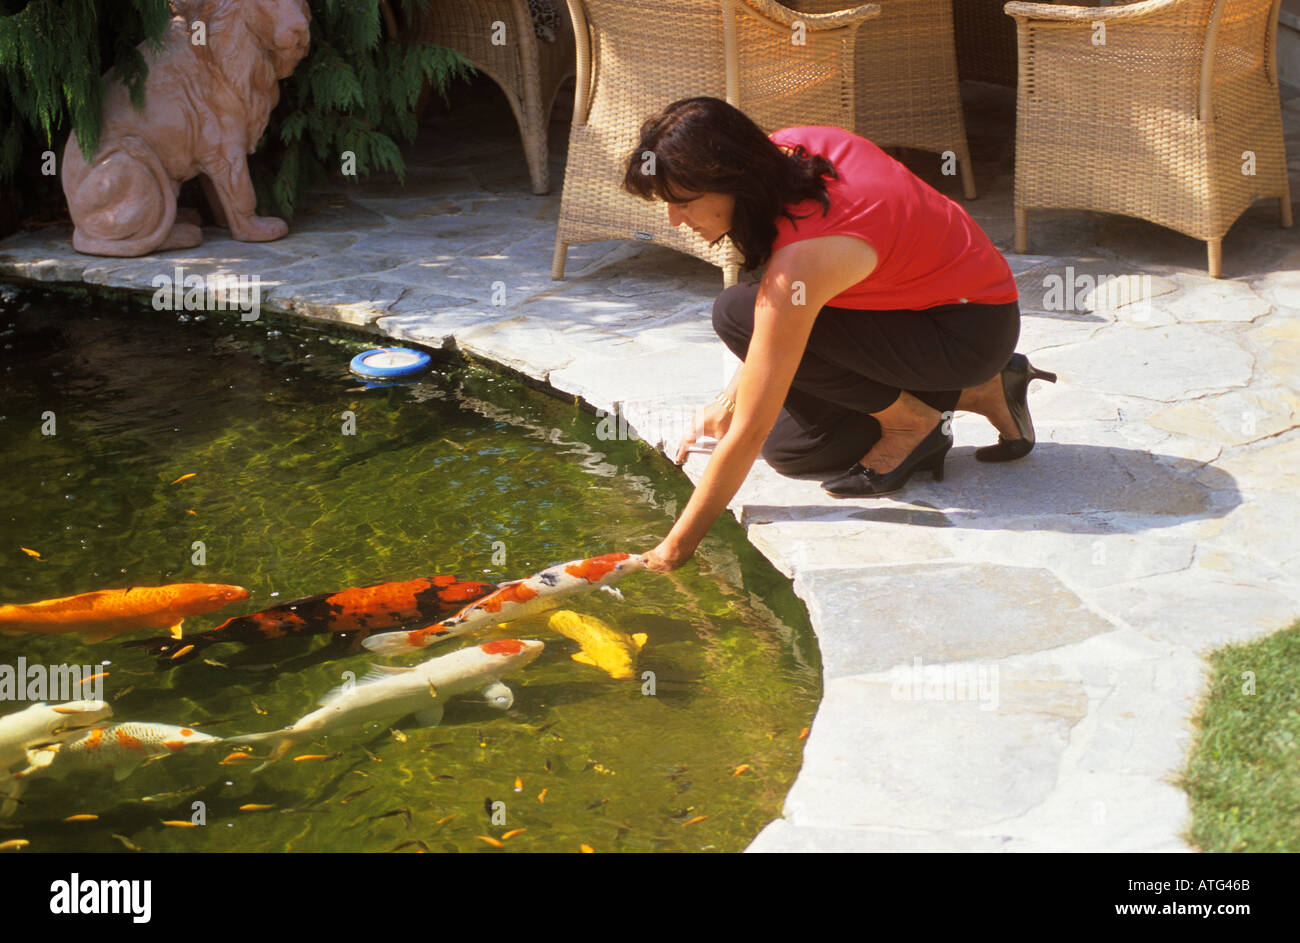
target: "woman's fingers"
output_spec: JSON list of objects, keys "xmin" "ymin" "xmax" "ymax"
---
[{"xmin": 675, "ymin": 420, "xmax": 699, "ymax": 465}]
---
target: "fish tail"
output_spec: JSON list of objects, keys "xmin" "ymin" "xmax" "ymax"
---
[
  {"xmin": 361, "ymin": 627, "xmax": 440, "ymax": 655},
  {"xmin": 120, "ymin": 632, "xmax": 213, "ymax": 665},
  {"xmin": 225, "ymin": 730, "xmax": 295, "ymax": 769}
]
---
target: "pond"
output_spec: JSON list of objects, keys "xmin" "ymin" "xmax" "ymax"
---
[{"xmin": 0, "ymin": 284, "xmax": 820, "ymax": 852}]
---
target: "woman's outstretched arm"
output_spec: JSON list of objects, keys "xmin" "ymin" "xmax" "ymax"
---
[{"xmin": 644, "ymin": 235, "xmax": 877, "ymax": 571}]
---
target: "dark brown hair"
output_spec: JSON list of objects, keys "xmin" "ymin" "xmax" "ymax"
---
[{"xmin": 622, "ymin": 97, "xmax": 838, "ymax": 271}]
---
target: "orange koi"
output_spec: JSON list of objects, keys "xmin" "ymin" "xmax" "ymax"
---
[
  {"xmin": 63, "ymin": 814, "xmax": 98, "ymax": 822},
  {"xmin": 475, "ymin": 835, "xmax": 504, "ymax": 848},
  {"xmin": 0, "ymin": 583, "xmax": 248, "ymax": 642}
]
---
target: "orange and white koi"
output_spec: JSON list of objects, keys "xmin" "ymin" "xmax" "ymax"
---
[
  {"xmin": 0, "ymin": 583, "xmax": 249, "ymax": 642},
  {"xmin": 0, "ymin": 701, "xmax": 113, "ymax": 776},
  {"xmin": 363, "ymin": 553, "xmax": 644, "ymax": 655},
  {"xmin": 14, "ymin": 722, "xmax": 221, "ymax": 784},
  {"xmin": 228, "ymin": 640, "xmax": 544, "ymax": 766}
]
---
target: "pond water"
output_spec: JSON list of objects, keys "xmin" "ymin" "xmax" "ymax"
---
[{"xmin": 0, "ymin": 285, "xmax": 820, "ymax": 852}]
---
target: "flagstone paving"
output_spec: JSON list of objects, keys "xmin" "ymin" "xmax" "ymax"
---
[{"xmin": 4, "ymin": 78, "xmax": 1300, "ymax": 852}]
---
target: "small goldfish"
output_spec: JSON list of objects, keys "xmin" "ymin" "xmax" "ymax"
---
[
  {"xmin": 546, "ymin": 610, "xmax": 647, "ymax": 680},
  {"xmin": 0, "ymin": 583, "xmax": 248, "ymax": 642}
]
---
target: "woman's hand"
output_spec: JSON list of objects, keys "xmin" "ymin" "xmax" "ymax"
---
[
  {"xmin": 642, "ymin": 536, "xmax": 693, "ymax": 573},
  {"xmin": 674, "ymin": 399, "xmax": 733, "ymax": 464}
]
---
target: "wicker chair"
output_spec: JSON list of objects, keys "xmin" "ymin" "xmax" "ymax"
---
[
  {"xmin": 788, "ymin": 0, "xmax": 976, "ymax": 198},
  {"xmin": 1007, "ymin": 0, "xmax": 1293, "ymax": 277},
  {"xmin": 953, "ymin": 0, "xmax": 1019, "ymax": 86},
  {"xmin": 553, "ymin": 0, "xmax": 881, "ymax": 286},
  {"xmin": 404, "ymin": 0, "xmax": 576, "ymax": 194}
]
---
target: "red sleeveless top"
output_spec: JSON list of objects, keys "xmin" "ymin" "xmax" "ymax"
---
[{"xmin": 768, "ymin": 126, "xmax": 1017, "ymax": 311}]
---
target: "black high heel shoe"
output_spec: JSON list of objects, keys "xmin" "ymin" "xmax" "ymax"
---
[
  {"xmin": 822, "ymin": 422, "xmax": 953, "ymax": 498},
  {"xmin": 974, "ymin": 353, "xmax": 1058, "ymax": 463}
]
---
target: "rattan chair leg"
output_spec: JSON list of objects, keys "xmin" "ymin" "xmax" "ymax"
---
[
  {"xmin": 1281, "ymin": 193, "xmax": 1294, "ymax": 228},
  {"xmin": 960, "ymin": 158, "xmax": 977, "ymax": 200},
  {"xmin": 1014, "ymin": 207, "xmax": 1027, "ymax": 253},
  {"xmin": 1207, "ymin": 237, "xmax": 1222, "ymax": 278},
  {"xmin": 524, "ymin": 122, "xmax": 550, "ymax": 195},
  {"xmin": 552, "ymin": 239, "xmax": 568, "ymax": 280},
  {"xmin": 723, "ymin": 263, "xmax": 740, "ymax": 288}
]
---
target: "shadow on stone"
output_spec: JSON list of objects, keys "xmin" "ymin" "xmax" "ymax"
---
[{"xmin": 746, "ymin": 442, "xmax": 1240, "ymax": 533}]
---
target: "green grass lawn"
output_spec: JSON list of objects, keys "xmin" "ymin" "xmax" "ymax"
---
[{"xmin": 1180, "ymin": 620, "xmax": 1300, "ymax": 852}]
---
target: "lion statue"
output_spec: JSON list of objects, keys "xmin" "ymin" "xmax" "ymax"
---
[{"xmin": 62, "ymin": 0, "xmax": 311, "ymax": 257}]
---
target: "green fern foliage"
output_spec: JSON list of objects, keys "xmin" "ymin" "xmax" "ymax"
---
[
  {"xmin": 0, "ymin": 0, "xmax": 170, "ymax": 183},
  {"xmin": 0, "ymin": 0, "xmax": 471, "ymax": 228},
  {"xmin": 251, "ymin": 0, "xmax": 473, "ymax": 219}
]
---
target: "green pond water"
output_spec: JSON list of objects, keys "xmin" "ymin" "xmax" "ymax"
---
[{"xmin": 0, "ymin": 285, "xmax": 820, "ymax": 853}]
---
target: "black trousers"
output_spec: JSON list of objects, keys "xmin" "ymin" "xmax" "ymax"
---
[{"xmin": 712, "ymin": 282, "xmax": 1021, "ymax": 475}]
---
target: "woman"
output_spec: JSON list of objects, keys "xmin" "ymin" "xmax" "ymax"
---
[{"xmin": 629, "ymin": 98, "xmax": 1055, "ymax": 574}]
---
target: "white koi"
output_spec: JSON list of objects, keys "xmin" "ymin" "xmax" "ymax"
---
[
  {"xmin": 0, "ymin": 701, "xmax": 113, "ymax": 777},
  {"xmin": 228, "ymin": 639, "xmax": 544, "ymax": 767}
]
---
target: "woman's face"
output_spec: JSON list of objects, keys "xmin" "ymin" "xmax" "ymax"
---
[{"xmin": 665, "ymin": 189, "xmax": 734, "ymax": 243}]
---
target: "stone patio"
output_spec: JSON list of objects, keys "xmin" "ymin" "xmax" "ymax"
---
[{"xmin": 3, "ymin": 76, "xmax": 1300, "ymax": 852}]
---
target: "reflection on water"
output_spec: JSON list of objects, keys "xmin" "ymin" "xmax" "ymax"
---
[{"xmin": 0, "ymin": 287, "xmax": 820, "ymax": 852}]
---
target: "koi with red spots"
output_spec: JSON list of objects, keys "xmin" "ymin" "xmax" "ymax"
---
[
  {"xmin": 13, "ymin": 722, "xmax": 221, "ymax": 785},
  {"xmin": 0, "ymin": 584, "xmax": 248, "ymax": 643},
  {"xmin": 125, "ymin": 574, "xmax": 498, "ymax": 665},
  {"xmin": 363, "ymin": 553, "xmax": 645, "ymax": 655}
]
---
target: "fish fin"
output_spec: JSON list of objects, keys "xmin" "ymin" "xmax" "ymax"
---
[
  {"xmin": 571, "ymin": 652, "xmax": 596, "ymax": 667},
  {"xmin": 414, "ymin": 704, "xmax": 444, "ymax": 727},
  {"xmin": 361, "ymin": 631, "xmax": 422, "ymax": 655},
  {"xmin": 598, "ymin": 585, "xmax": 625, "ymax": 601},
  {"xmin": 23, "ymin": 745, "xmax": 60, "ymax": 769},
  {"xmin": 169, "ymin": 620, "xmax": 184, "ymax": 640},
  {"xmin": 632, "ymin": 633, "xmax": 648, "ymax": 650},
  {"xmin": 481, "ymin": 681, "xmax": 514, "ymax": 710},
  {"xmin": 360, "ymin": 665, "xmax": 414, "ymax": 683},
  {"xmin": 111, "ymin": 754, "xmax": 149, "ymax": 781},
  {"xmin": 318, "ymin": 664, "xmax": 414, "ymax": 705},
  {"xmin": 0, "ymin": 783, "xmax": 23, "ymax": 819},
  {"xmin": 251, "ymin": 738, "xmax": 295, "ymax": 773},
  {"xmin": 120, "ymin": 634, "xmax": 209, "ymax": 663}
]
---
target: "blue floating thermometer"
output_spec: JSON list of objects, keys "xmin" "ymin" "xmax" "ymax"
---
[{"xmin": 349, "ymin": 347, "xmax": 433, "ymax": 379}]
